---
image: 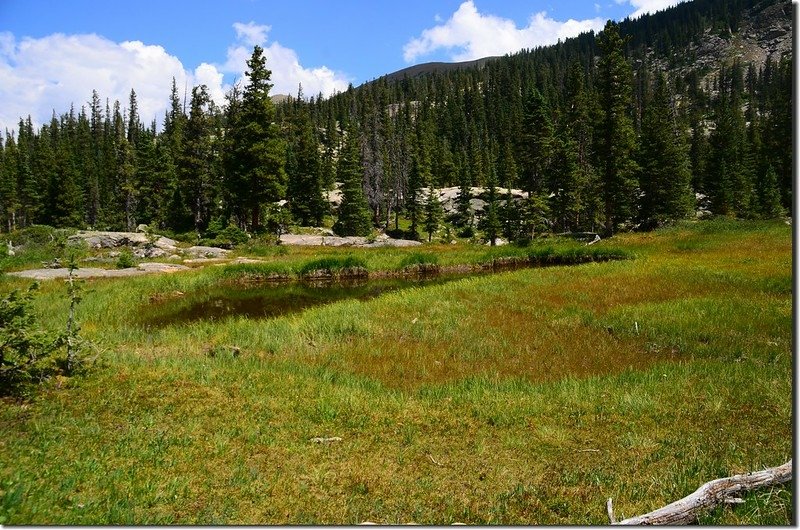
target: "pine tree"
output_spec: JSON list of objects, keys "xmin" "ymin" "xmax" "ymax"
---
[
  {"xmin": 638, "ymin": 73, "xmax": 694, "ymax": 228},
  {"xmin": 179, "ymin": 85, "xmax": 216, "ymax": 232},
  {"xmin": 332, "ymin": 122, "xmax": 372, "ymax": 237},
  {"xmin": 406, "ymin": 151, "xmax": 423, "ymax": 240},
  {"xmin": 224, "ymin": 46, "xmax": 286, "ymax": 231},
  {"xmin": 520, "ymin": 88, "xmax": 554, "ymax": 195},
  {"xmin": 756, "ymin": 165, "xmax": 784, "ymax": 219},
  {"xmin": 478, "ymin": 168, "xmax": 501, "ymax": 246},
  {"xmin": 0, "ymin": 133, "xmax": 19, "ymax": 231},
  {"xmin": 49, "ymin": 142, "xmax": 84, "ymax": 228},
  {"xmin": 287, "ymin": 89, "xmax": 327, "ymax": 226},
  {"xmin": 597, "ymin": 20, "xmax": 640, "ymax": 235},
  {"xmin": 422, "ymin": 182, "xmax": 443, "ymax": 242},
  {"xmin": 454, "ymin": 163, "xmax": 473, "ymax": 234}
]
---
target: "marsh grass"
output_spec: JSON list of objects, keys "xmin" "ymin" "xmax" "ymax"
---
[{"xmin": 0, "ymin": 219, "xmax": 791, "ymax": 524}]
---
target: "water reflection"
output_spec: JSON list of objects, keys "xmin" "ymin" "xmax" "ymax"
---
[{"xmin": 140, "ymin": 274, "xmax": 463, "ymax": 327}]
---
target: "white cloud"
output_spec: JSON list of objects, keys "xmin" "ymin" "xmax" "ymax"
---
[
  {"xmin": 233, "ymin": 21, "xmax": 271, "ymax": 47},
  {"xmin": 219, "ymin": 21, "xmax": 351, "ymax": 98},
  {"xmin": 403, "ymin": 1, "xmax": 604, "ymax": 63},
  {"xmin": 621, "ymin": 0, "xmax": 688, "ymax": 18},
  {"xmin": 0, "ymin": 23, "xmax": 350, "ymax": 133},
  {"xmin": 0, "ymin": 32, "xmax": 191, "ymax": 133}
]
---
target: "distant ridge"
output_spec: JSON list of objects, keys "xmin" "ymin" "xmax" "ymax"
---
[{"xmin": 379, "ymin": 56, "xmax": 500, "ymax": 83}]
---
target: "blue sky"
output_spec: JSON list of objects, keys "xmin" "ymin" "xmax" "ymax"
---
[{"xmin": 0, "ymin": 0, "xmax": 685, "ymax": 131}]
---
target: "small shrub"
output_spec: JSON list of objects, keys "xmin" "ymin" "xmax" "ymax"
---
[
  {"xmin": 11, "ymin": 225, "xmax": 58, "ymax": 247},
  {"xmin": 399, "ymin": 252, "xmax": 439, "ymax": 270},
  {"xmin": 116, "ymin": 248, "xmax": 136, "ymax": 269},
  {"xmin": 458, "ymin": 225, "xmax": 476, "ymax": 238},
  {"xmin": 214, "ymin": 224, "xmax": 250, "ymax": 248},
  {"xmin": 0, "ymin": 281, "xmax": 87, "ymax": 397},
  {"xmin": 299, "ymin": 256, "xmax": 368, "ymax": 278}
]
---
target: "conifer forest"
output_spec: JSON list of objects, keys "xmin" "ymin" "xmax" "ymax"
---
[{"xmin": 0, "ymin": 0, "xmax": 792, "ymax": 242}]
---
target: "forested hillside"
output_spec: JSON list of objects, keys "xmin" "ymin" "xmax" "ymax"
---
[{"xmin": 0, "ymin": 0, "xmax": 792, "ymax": 240}]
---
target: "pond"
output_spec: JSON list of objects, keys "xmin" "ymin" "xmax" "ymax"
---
[{"xmin": 140, "ymin": 274, "xmax": 471, "ymax": 327}]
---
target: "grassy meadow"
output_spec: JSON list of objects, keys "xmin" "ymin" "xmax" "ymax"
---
[{"xmin": 0, "ymin": 219, "xmax": 792, "ymax": 524}]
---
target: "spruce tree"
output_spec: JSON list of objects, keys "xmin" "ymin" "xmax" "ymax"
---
[
  {"xmin": 597, "ymin": 20, "xmax": 640, "ymax": 235},
  {"xmin": 0, "ymin": 133, "xmax": 19, "ymax": 231},
  {"xmin": 179, "ymin": 85, "xmax": 216, "ymax": 232},
  {"xmin": 422, "ymin": 181, "xmax": 443, "ymax": 243},
  {"xmin": 756, "ymin": 165, "xmax": 785, "ymax": 219},
  {"xmin": 287, "ymin": 91, "xmax": 327, "ymax": 226},
  {"xmin": 520, "ymin": 88, "xmax": 554, "ymax": 195},
  {"xmin": 49, "ymin": 142, "xmax": 84, "ymax": 228},
  {"xmin": 332, "ymin": 122, "xmax": 372, "ymax": 237},
  {"xmin": 478, "ymin": 168, "xmax": 501, "ymax": 246},
  {"xmin": 708, "ymin": 64, "xmax": 752, "ymax": 217},
  {"xmin": 454, "ymin": 166, "xmax": 473, "ymax": 234},
  {"xmin": 225, "ymin": 46, "xmax": 287, "ymax": 231},
  {"xmin": 638, "ymin": 73, "xmax": 694, "ymax": 228},
  {"xmin": 406, "ymin": 152, "xmax": 423, "ymax": 240}
]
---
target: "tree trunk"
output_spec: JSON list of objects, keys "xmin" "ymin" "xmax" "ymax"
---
[
  {"xmin": 613, "ymin": 460, "xmax": 792, "ymax": 525},
  {"xmin": 251, "ymin": 204, "xmax": 260, "ymax": 232}
]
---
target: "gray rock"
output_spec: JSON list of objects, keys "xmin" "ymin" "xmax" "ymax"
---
[
  {"xmin": 8, "ymin": 267, "xmax": 146, "ymax": 280},
  {"xmin": 183, "ymin": 246, "xmax": 230, "ymax": 258},
  {"xmin": 133, "ymin": 247, "xmax": 169, "ymax": 259},
  {"xmin": 8, "ymin": 262, "xmax": 190, "ymax": 281},
  {"xmin": 278, "ymin": 234, "xmax": 421, "ymax": 248},
  {"xmin": 153, "ymin": 236, "xmax": 179, "ymax": 250},
  {"xmin": 69, "ymin": 231, "xmax": 150, "ymax": 249},
  {"xmin": 136, "ymin": 262, "xmax": 190, "ymax": 273},
  {"xmin": 68, "ymin": 230, "xmax": 178, "ymax": 251}
]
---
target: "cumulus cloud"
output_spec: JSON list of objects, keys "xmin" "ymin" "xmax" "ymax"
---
[
  {"xmin": 0, "ymin": 23, "xmax": 350, "ymax": 133},
  {"xmin": 629, "ymin": 0, "xmax": 688, "ymax": 18},
  {"xmin": 0, "ymin": 32, "xmax": 191, "ymax": 133},
  {"xmin": 218, "ymin": 21, "xmax": 351, "ymax": 98},
  {"xmin": 618, "ymin": 0, "xmax": 688, "ymax": 18},
  {"xmin": 403, "ymin": 1, "xmax": 604, "ymax": 63}
]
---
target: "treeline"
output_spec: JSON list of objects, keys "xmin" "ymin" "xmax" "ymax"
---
[{"xmin": 0, "ymin": 0, "xmax": 791, "ymax": 241}]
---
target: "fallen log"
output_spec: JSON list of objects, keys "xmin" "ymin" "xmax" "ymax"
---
[{"xmin": 611, "ymin": 460, "xmax": 792, "ymax": 525}]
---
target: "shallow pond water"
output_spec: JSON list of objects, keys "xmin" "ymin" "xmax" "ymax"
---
[{"xmin": 140, "ymin": 274, "xmax": 469, "ymax": 327}]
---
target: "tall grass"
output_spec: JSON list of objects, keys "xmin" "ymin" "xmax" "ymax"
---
[{"xmin": 0, "ymin": 219, "xmax": 791, "ymax": 524}]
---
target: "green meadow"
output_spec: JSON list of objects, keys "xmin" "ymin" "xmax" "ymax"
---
[{"xmin": 0, "ymin": 219, "xmax": 792, "ymax": 524}]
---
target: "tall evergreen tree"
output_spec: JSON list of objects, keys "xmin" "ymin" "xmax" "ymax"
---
[
  {"xmin": 179, "ymin": 85, "xmax": 216, "ymax": 232},
  {"xmin": 519, "ymin": 88, "xmax": 554, "ymax": 195},
  {"xmin": 332, "ymin": 122, "xmax": 372, "ymax": 237},
  {"xmin": 286, "ymin": 88, "xmax": 327, "ymax": 226},
  {"xmin": 597, "ymin": 20, "xmax": 640, "ymax": 235},
  {"xmin": 756, "ymin": 165, "xmax": 785, "ymax": 219},
  {"xmin": 224, "ymin": 46, "xmax": 287, "ymax": 231},
  {"xmin": 638, "ymin": 73, "xmax": 694, "ymax": 228},
  {"xmin": 478, "ymin": 167, "xmax": 501, "ymax": 246},
  {"xmin": 422, "ymin": 181, "xmax": 443, "ymax": 243},
  {"xmin": 0, "ymin": 133, "xmax": 19, "ymax": 231}
]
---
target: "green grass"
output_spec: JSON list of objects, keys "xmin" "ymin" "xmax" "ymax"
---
[{"xmin": 0, "ymin": 219, "xmax": 792, "ymax": 524}]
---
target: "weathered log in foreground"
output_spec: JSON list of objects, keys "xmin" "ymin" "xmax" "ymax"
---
[{"xmin": 611, "ymin": 460, "xmax": 792, "ymax": 525}]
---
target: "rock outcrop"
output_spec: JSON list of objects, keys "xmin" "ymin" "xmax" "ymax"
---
[
  {"xmin": 183, "ymin": 246, "xmax": 230, "ymax": 258},
  {"xmin": 69, "ymin": 231, "xmax": 178, "ymax": 252},
  {"xmin": 8, "ymin": 262, "xmax": 190, "ymax": 281},
  {"xmin": 279, "ymin": 233, "xmax": 421, "ymax": 248}
]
